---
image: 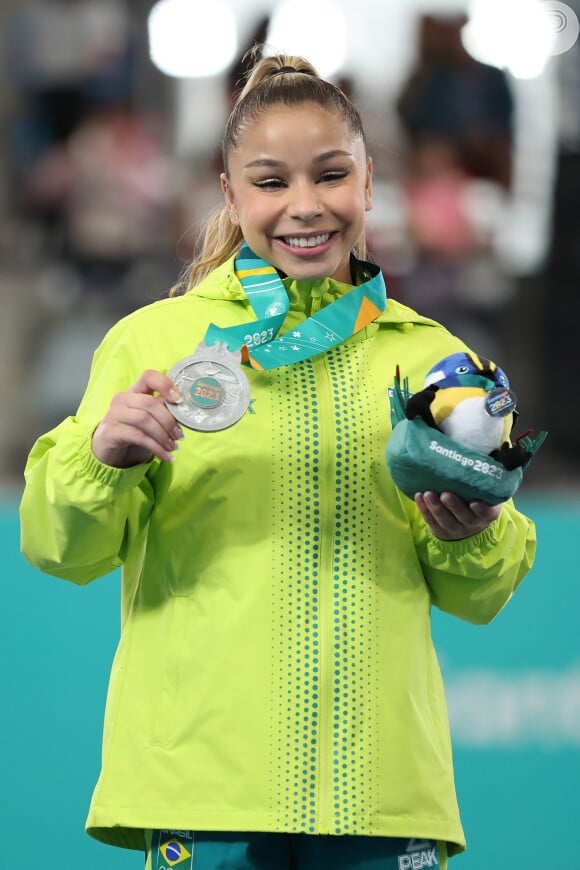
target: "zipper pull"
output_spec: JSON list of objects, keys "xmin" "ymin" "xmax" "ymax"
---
[{"xmin": 309, "ymin": 283, "xmax": 327, "ymax": 315}]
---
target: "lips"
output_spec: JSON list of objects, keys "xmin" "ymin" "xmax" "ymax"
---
[
  {"xmin": 269, "ymin": 228, "xmax": 351, "ymax": 281},
  {"xmin": 275, "ymin": 231, "xmax": 340, "ymax": 255}
]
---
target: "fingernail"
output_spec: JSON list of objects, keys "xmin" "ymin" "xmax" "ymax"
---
[
  {"xmin": 172, "ymin": 426, "xmax": 184, "ymax": 440},
  {"xmin": 168, "ymin": 389, "xmax": 181, "ymax": 403}
]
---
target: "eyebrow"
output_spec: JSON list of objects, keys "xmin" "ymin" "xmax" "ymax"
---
[{"xmin": 244, "ymin": 149, "xmax": 353, "ymax": 169}]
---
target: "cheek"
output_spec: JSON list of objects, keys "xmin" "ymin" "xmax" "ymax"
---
[
  {"xmin": 239, "ymin": 199, "xmax": 274, "ymax": 228},
  {"xmin": 336, "ymin": 189, "xmax": 369, "ymax": 222}
]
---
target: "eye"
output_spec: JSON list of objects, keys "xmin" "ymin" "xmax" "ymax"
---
[
  {"xmin": 253, "ymin": 177, "xmax": 286, "ymax": 189},
  {"xmin": 455, "ymin": 365, "xmax": 470, "ymax": 374},
  {"xmin": 318, "ymin": 170, "xmax": 348, "ymax": 183}
]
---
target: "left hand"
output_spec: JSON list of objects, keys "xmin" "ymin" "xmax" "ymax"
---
[{"xmin": 414, "ymin": 491, "xmax": 501, "ymax": 541}]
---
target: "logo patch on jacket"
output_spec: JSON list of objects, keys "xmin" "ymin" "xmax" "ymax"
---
[
  {"xmin": 397, "ymin": 839, "xmax": 440, "ymax": 869},
  {"xmin": 152, "ymin": 830, "xmax": 194, "ymax": 868}
]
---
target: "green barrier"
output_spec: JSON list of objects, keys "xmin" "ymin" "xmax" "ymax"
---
[{"xmin": 2, "ymin": 497, "xmax": 579, "ymax": 869}]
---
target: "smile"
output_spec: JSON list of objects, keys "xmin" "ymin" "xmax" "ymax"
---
[{"xmin": 281, "ymin": 232, "xmax": 333, "ymax": 248}]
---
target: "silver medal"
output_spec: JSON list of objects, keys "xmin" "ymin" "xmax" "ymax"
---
[{"xmin": 166, "ymin": 341, "xmax": 251, "ymax": 431}]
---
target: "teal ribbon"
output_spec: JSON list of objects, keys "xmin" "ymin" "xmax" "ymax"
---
[{"xmin": 204, "ymin": 243, "xmax": 387, "ymax": 371}]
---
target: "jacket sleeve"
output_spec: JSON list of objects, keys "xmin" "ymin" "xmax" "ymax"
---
[
  {"xmin": 408, "ymin": 499, "xmax": 537, "ymax": 624},
  {"xmin": 19, "ymin": 319, "xmax": 158, "ymax": 585}
]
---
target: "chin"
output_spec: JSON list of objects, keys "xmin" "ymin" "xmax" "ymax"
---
[
  {"xmin": 284, "ymin": 257, "xmax": 351, "ymax": 284},
  {"xmin": 289, "ymin": 264, "xmax": 331, "ymax": 281},
  {"xmin": 272, "ymin": 259, "xmax": 325, "ymax": 282}
]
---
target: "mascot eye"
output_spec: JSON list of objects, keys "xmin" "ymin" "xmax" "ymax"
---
[{"xmin": 455, "ymin": 365, "xmax": 470, "ymax": 374}]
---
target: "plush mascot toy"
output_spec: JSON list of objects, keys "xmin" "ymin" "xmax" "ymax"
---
[{"xmin": 386, "ymin": 351, "xmax": 547, "ymax": 504}]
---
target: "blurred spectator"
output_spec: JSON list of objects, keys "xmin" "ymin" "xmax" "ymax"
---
[
  {"xmin": 4, "ymin": 0, "xmax": 132, "ymax": 177},
  {"xmin": 371, "ymin": 135, "xmax": 511, "ymax": 357},
  {"xmin": 17, "ymin": 99, "xmax": 179, "ymax": 435},
  {"xmin": 404, "ymin": 137, "xmax": 481, "ymax": 260},
  {"xmin": 387, "ymin": 13, "xmax": 517, "ymax": 356},
  {"xmin": 397, "ymin": 14, "xmax": 514, "ymax": 190},
  {"xmin": 25, "ymin": 102, "xmax": 177, "ymax": 312},
  {"xmin": 538, "ymin": 40, "xmax": 580, "ymax": 465}
]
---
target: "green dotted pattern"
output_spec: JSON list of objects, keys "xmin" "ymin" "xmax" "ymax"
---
[{"xmin": 268, "ymin": 343, "xmax": 381, "ymax": 834}]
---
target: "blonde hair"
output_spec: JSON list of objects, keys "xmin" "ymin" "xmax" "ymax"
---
[{"xmin": 171, "ymin": 51, "xmax": 369, "ymax": 295}]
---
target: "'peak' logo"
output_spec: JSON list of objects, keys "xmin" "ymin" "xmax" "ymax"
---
[{"xmin": 398, "ymin": 839, "xmax": 439, "ymax": 870}]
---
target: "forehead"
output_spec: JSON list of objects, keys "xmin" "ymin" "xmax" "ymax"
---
[{"xmin": 230, "ymin": 102, "xmax": 364, "ymax": 163}]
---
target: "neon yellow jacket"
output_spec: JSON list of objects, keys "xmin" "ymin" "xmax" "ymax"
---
[{"xmin": 20, "ymin": 255, "xmax": 536, "ymax": 856}]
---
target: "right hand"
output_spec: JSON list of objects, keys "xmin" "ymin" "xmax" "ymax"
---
[{"xmin": 91, "ymin": 370, "xmax": 184, "ymax": 468}]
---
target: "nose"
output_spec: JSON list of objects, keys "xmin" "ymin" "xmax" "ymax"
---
[{"xmin": 288, "ymin": 181, "xmax": 323, "ymax": 221}]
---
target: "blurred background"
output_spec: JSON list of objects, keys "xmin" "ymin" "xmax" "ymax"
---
[
  {"xmin": 1, "ymin": 0, "xmax": 580, "ymax": 492},
  {"xmin": 1, "ymin": 1, "xmax": 579, "ymax": 868}
]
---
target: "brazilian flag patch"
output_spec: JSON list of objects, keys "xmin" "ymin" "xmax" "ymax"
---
[{"xmin": 151, "ymin": 830, "xmax": 194, "ymax": 868}]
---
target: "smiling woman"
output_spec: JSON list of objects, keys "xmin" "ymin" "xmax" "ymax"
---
[{"xmin": 20, "ymin": 49, "xmax": 537, "ymax": 870}]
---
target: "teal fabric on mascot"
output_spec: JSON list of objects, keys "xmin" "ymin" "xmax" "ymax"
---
[{"xmin": 386, "ymin": 417, "xmax": 524, "ymax": 504}]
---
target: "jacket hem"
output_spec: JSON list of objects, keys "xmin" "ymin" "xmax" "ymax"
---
[{"xmin": 86, "ymin": 808, "xmax": 466, "ymax": 855}]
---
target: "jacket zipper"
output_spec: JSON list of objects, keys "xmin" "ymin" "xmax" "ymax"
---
[{"xmin": 313, "ymin": 348, "xmax": 336, "ymax": 835}]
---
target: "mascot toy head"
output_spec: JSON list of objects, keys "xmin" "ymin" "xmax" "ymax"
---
[
  {"xmin": 385, "ymin": 351, "xmax": 547, "ymax": 505},
  {"xmin": 423, "ymin": 351, "xmax": 509, "ymax": 390}
]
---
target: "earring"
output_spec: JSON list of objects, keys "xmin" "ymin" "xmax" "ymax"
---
[{"xmin": 231, "ymin": 211, "xmax": 239, "ymax": 222}]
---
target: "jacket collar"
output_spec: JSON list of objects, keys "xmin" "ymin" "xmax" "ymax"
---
[{"xmin": 189, "ymin": 253, "xmax": 442, "ymax": 330}]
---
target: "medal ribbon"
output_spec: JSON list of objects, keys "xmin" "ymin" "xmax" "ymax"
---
[{"xmin": 204, "ymin": 243, "xmax": 387, "ymax": 371}]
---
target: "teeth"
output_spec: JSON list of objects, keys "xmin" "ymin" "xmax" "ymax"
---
[{"xmin": 284, "ymin": 233, "xmax": 331, "ymax": 248}]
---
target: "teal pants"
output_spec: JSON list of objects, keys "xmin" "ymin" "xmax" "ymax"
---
[{"xmin": 145, "ymin": 830, "xmax": 448, "ymax": 869}]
